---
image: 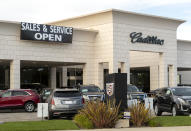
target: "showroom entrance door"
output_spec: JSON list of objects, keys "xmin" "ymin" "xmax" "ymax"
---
[{"xmin": 130, "ymin": 67, "xmax": 150, "ymax": 93}]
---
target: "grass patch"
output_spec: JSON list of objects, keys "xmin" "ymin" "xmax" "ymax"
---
[
  {"xmin": 148, "ymin": 116, "xmax": 191, "ymax": 127},
  {"xmin": 0, "ymin": 120, "xmax": 79, "ymax": 131}
]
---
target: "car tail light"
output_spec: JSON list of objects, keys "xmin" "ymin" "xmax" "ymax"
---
[
  {"xmin": 51, "ymin": 99, "xmax": 55, "ymax": 105},
  {"xmin": 82, "ymin": 98, "xmax": 85, "ymax": 104}
]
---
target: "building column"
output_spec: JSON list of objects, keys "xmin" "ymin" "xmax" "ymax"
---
[
  {"xmin": 121, "ymin": 60, "xmax": 130, "ymax": 84},
  {"xmin": 168, "ymin": 65, "xmax": 176, "ymax": 87},
  {"xmin": 83, "ymin": 62, "xmax": 94, "ymax": 85},
  {"xmin": 109, "ymin": 60, "xmax": 118, "ymax": 74},
  {"xmin": 159, "ymin": 53, "xmax": 168, "ymax": 88},
  {"xmin": 10, "ymin": 60, "xmax": 20, "ymax": 89},
  {"xmin": 150, "ymin": 65, "xmax": 159, "ymax": 90},
  {"xmin": 95, "ymin": 63, "xmax": 104, "ymax": 89},
  {"xmin": 49, "ymin": 67, "xmax": 56, "ymax": 88},
  {"xmin": 62, "ymin": 67, "xmax": 67, "ymax": 87}
]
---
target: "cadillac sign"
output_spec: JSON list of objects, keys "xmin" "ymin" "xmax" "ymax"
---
[
  {"xmin": 20, "ymin": 22, "xmax": 73, "ymax": 43},
  {"xmin": 130, "ymin": 32, "xmax": 164, "ymax": 45}
]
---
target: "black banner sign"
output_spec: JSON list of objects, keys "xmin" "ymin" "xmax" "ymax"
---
[
  {"xmin": 130, "ymin": 32, "xmax": 164, "ymax": 45},
  {"xmin": 20, "ymin": 22, "xmax": 73, "ymax": 43}
]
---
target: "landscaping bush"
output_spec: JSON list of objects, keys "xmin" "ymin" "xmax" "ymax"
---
[
  {"xmin": 129, "ymin": 103, "xmax": 152, "ymax": 127},
  {"xmin": 74, "ymin": 113, "xmax": 94, "ymax": 129},
  {"xmin": 78, "ymin": 100, "xmax": 121, "ymax": 128}
]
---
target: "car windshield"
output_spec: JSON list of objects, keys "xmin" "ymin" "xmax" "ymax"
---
[
  {"xmin": 171, "ymin": 88, "xmax": 191, "ymax": 96},
  {"xmin": 43, "ymin": 89, "xmax": 52, "ymax": 96},
  {"xmin": 54, "ymin": 91, "xmax": 81, "ymax": 97},
  {"xmin": 80, "ymin": 86, "xmax": 100, "ymax": 93},
  {"xmin": 128, "ymin": 85, "xmax": 139, "ymax": 92}
]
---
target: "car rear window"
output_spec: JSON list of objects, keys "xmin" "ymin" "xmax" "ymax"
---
[
  {"xmin": 80, "ymin": 86, "xmax": 100, "ymax": 93},
  {"xmin": 54, "ymin": 91, "xmax": 81, "ymax": 97}
]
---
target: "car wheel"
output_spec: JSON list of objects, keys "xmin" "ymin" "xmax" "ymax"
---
[
  {"xmin": 172, "ymin": 105, "xmax": 178, "ymax": 116},
  {"xmin": 25, "ymin": 102, "xmax": 35, "ymax": 112},
  {"xmin": 154, "ymin": 104, "xmax": 162, "ymax": 116}
]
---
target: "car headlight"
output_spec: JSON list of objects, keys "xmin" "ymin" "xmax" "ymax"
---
[
  {"xmin": 83, "ymin": 95, "xmax": 89, "ymax": 100},
  {"xmin": 178, "ymin": 98, "xmax": 186, "ymax": 105}
]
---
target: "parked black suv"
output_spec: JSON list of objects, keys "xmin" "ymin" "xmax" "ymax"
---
[{"xmin": 154, "ymin": 86, "xmax": 191, "ymax": 116}]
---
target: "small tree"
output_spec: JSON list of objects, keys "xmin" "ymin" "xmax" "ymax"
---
[
  {"xmin": 76, "ymin": 100, "xmax": 121, "ymax": 128},
  {"xmin": 129, "ymin": 103, "xmax": 152, "ymax": 127}
]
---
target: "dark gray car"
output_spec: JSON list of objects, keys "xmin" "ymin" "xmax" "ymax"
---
[
  {"xmin": 127, "ymin": 84, "xmax": 147, "ymax": 103},
  {"xmin": 46, "ymin": 88, "xmax": 84, "ymax": 119},
  {"xmin": 78, "ymin": 85, "xmax": 104, "ymax": 102}
]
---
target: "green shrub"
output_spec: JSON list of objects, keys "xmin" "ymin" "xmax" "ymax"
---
[
  {"xmin": 129, "ymin": 103, "xmax": 152, "ymax": 127},
  {"xmin": 79, "ymin": 100, "xmax": 121, "ymax": 128},
  {"xmin": 74, "ymin": 113, "xmax": 94, "ymax": 129}
]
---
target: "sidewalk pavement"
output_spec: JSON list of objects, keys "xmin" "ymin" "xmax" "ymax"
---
[{"xmin": 62, "ymin": 126, "xmax": 191, "ymax": 131}]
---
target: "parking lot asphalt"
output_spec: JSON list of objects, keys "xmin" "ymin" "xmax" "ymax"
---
[
  {"xmin": 0, "ymin": 109, "xmax": 41, "ymax": 122},
  {"xmin": 0, "ymin": 109, "xmax": 172, "ymax": 123}
]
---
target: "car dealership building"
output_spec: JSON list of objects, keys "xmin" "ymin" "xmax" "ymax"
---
[{"xmin": 0, "ymin": 9, "xmax": 190, "ymax": 92}]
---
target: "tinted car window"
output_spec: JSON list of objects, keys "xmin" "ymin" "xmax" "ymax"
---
[
  {"xmin": 80, "ymin": 86, "xmax": 100, "ymax": 93},
  {"xmin": 171, "ymin": 88, "xmax": 191, "ymax": 96},
  {"xmin": 1, "ymin": 91, "xmax": 11, "ymax": 97},
  {"xmin": 54, "ymin": 91, "xmax": 81, "ymax": 97},
  {"xmin": 13, "ymin": 91, "xmax": 29, "ymax": 96}
]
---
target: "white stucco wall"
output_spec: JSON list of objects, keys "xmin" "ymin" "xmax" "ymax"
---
[
  {"xmin": 51, "ymin": 11, "xmax": 114, "ymax": 89},
  {"xmin": 177, "ymin": 40, "xmax": 191, "ymax": 68},
  {"xmin": 177, "ymin": 40, "xmax": 191, "ymax": 85},
  {"xmin": 0, "ymin": 22, "xmax": 97, "ymax": 89},
  {"xmin": 129, "ymin": 51, "xmax": 159, "ymax": 90},
  {"xmin": 51, "ymin": 9, "xmax": 183, "ymax": 89},
  {"xmin": 0, "ymin": 9, "xmax": 185, "ymax": 90},
  {"xmin": 112, "ymin": 10, "xmax": 182, "ymax": 88}
]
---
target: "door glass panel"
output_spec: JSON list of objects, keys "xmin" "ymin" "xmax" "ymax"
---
[
  {"xmin": 2, "ymin": 91, "xmax": 11, "ymax": 97},
  {"xmin": 130, "ymin": 67, "xmax": 150, "ymax": 93},
  {"xmin": 13, "ymin": 91, "xmax": 28, "ymax": 96}
]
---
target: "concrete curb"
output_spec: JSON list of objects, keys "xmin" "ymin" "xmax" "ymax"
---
[{"xmin": 56, "ymin": 126, "xmax": 191, "ymax": 131}]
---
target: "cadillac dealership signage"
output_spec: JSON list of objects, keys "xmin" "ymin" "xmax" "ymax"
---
[
  {"xmin": 130, "ymin": 32, "xmax": 164, "ymax": 45},
  {"xmin": 20, "ymin": 22, "xmax": 73, "ymax": 43}
]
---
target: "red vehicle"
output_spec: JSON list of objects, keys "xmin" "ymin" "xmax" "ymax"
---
[{"xmin": 0, "ymin": 89, "xmax": 40, "ymax": 112}]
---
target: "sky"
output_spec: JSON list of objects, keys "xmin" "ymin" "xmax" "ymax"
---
[{"xmin": 0, "ymin": 0, "xmax": 191, "ymax": 40}]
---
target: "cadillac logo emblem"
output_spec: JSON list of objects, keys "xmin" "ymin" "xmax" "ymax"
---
[{"xmin": 106, "ymin": 83, "xmax": 114, "ymax": 96}]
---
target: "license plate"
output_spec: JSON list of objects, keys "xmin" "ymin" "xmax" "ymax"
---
[{"xmin": 63, "ymin": 101, "xmax": 73, "ymax": 104}]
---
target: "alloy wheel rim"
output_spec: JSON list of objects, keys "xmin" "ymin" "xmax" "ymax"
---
[{"xmin": 26, "ymin": 104, "xmax": 34, "ymax": 112}]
